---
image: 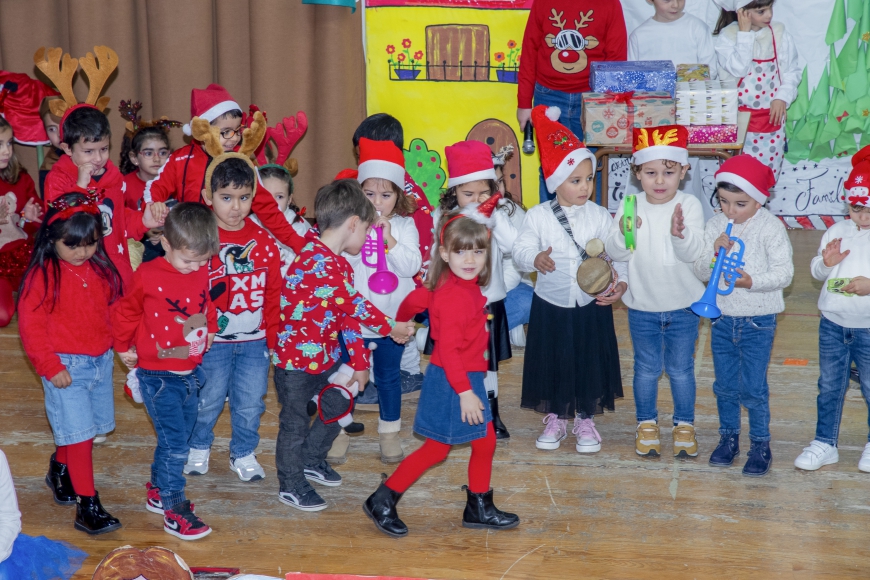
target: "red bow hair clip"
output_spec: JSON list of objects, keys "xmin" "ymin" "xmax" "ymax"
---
[{"xmin": 47, "ymin": 191, "xmax": 101, "ymax": 224}]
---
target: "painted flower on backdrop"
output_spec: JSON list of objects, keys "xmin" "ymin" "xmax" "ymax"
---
[
  {"xmin": 387, "ymin": 38, "xmax": 423, "ymax": 69},
  {"xmin": 402, "ymin": 38, "xmax": 412, "ymax": 49},
  {"xmin": 414, "ymin": 51, "xmax": 423, "ymax": 60},
  {"xmin": 386, "ymin": 45, "xmax": 395, "ymax": 55},
  {"xmin": 494, "ymin": 52, "xmax": 505, "ymax": 63},
  {"xmin": 507, "ymin": 40, "xmax": 517, "ymax": 49},
  {"xmin": 493, "ymin": 40, "xmax": 521, "ymax": 68},
  {"xmin": 397, "ymin": 54, "xmax": 406, "ymax": 62}
]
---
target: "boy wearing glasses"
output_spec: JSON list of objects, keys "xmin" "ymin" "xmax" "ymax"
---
[{"xmin": 144, "ymin": 84, "xmax": 306, "ymax": 252}]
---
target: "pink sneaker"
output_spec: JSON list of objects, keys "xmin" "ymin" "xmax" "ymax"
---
[
  {"xmin": 536, "ymin": 413, "xmax": 568, "ymax": 450},
  {"xmin": 572, "ymin": 417, "xmax": 602, "ymax": 453}
]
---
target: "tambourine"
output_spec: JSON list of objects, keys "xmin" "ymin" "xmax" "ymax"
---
[
  {"xmin": 623, "ymin": 194, "xmax": 637, "ymax": 251},
  {"xmin": 577, "ymin": 238, "xmax": 619, "ymax": 296}
]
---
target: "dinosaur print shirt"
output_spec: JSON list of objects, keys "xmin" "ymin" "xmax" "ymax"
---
[
  {"xmin": 274, "ymin": 239, "xmax": 396, "ymax": 374},
  {"xmin": 112, "ymin": 257, "xmax": 218, "ymax": 372},
  {"xmin": 517, "ymin": 0, "xmax": 627, "ymax": 108},
  {"xmin": 208, "ymin": 220, "xmax": 282, "ymax": 349}
]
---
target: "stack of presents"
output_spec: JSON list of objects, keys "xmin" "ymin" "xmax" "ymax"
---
[{"xmin": 583, "ymin": 61, "xmax": 739, "ymax": 146}]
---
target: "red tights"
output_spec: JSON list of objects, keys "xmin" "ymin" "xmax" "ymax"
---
[
  {"xmin": 386, "ymin": 423, "xmax": 495, "ymax": 494},
  {"xmin": 55, "ymin": 439, "xmax": 95, "ymax": 496}
]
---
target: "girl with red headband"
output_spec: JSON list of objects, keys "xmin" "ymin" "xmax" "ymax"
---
[{"xmin": 17, "ymin": 192, "xmax": 124, "ymax": 535}]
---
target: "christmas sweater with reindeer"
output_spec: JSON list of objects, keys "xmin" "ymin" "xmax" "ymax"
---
[
  {"xmin": 208, "ymin": 220, "xmax": 282, "ymax": 349},
  {"xmin": 517, "ymin": 0, "xmax": 627, "ymax": 108},
  {"xmin": 112, "ymin": 257, "xmax": 218, "ymax": 372},
  {"xmin": 274, "ymin": 239, "xmax": 396, "ymax": 374}
]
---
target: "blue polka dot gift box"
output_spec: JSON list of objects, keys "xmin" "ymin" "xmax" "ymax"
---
[{"xmin": 590, "ymin": 61, "xmax": 677, "ymax": 98}]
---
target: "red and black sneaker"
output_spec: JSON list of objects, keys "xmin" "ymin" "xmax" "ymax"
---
[
  {"xmin": 146, "ymin": 482, "xmax": 195, "ymax": 516},
  {"xmin": 163, "ymin": 500, "xmax": 211, "ymax": 540}
]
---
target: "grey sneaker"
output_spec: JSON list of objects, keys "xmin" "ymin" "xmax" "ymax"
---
[
  {"xmin": 278, "ymin": 481, "xmax": 327, "ymax": 512},
  {"xmin": 304, "ymin": 460, "xmax": 343, "ymax": 487},
  {"xmin": 230, "ymin": 453, "xmax": 265, "ymax": 482},
  {"xmin": 183, "ymin": 448, "xmax": 210, "ymax": 475}
]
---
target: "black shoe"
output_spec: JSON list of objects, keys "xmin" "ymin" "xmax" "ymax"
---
[
  {"xmin": 74, "ymin": 492, "xmax": 121, "ymax": 535},
  {"xmin": 46, "ymin": 453, "xmax": 76, "ymax": 505},
  {"xmin": 488, "ymin": 392, "xmax": 510, "ymax": 440},
  {"xmin": 356, "ymin": 382, "xmax": 379, "ymax": 405},
  {"xmin": 278, "ymin": 481, "xmax": 328, "ymax": 512},
  {"xmin": 345, "ymin": 421, "xmax": 365, "ymax": 434},
  {"xmin": 461, "ymin": 486, "xmax": 519, "ymax": 530},
  {"xmin": 363, "ymin": 482, "xmax": 408, "ymax": 538},
  {"xmin": 709, "ymin": 434, "xmax": 740, "ymax": 466},
  {"xmin": 742, "ymin": 441, "xmax": 772, "ymax": 477}
]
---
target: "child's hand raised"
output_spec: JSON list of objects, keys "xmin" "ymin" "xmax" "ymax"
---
[
  {"xmin": 714, "ymin": 232, "xmax": 735, "ymax": 255},
  {"xmin": 22, "ymin": 198, "xmax": 43, "ymax": 223},
  {"xmin": 77, "ymin": 163, "xmax": 97, "ymax": 188},
  {"xmin": 50, "ymin": 370, "xmax": 72, "ymax": 388},
  {"xmin": 842, "ymin": 276, "xmax": 870, "ymax": 296},
  {"xmin": 459, "ymin": 390, "xmax": 485, "ymax": 425},
  {"xmin": 737, "ymin": 8, "xmax": 752, "ymax": 32},
  {"xmin": 619, "ymin": 215, "xmax": 641, "ymax": 235},
  {"xmin": 822, "ymin": 238, "xmax": 850, "ymax": 268},
  {"xmin": 670, "ymin": 204, "xmax": 685, "ymax": 239},
  {"xmin": 534, "ymin": 247, "xmax": 556, "ymax": 274}
]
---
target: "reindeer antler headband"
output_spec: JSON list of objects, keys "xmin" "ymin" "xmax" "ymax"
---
[
  {"xmin": 119, "ymin": 99, "xmax": 182, "ymax": 138},
  {"xmin": 256, "ymin": 110, "xmax": 308, "ymax": 178}
]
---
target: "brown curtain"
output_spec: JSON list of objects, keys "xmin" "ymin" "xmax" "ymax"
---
[{"xmin": 0, "ymin": 0, "xmax": 366, "ymax": 212}]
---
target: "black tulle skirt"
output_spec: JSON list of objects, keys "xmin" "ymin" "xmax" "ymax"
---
[
  {"xmin": 521, "ymin": 294, "xmax": 623, "ymax": 419},
  {"xmin": 424, "ymin": 298, "xmax": 511, "ymax": 372}
]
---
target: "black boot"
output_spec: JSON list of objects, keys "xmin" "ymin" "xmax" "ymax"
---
[
  {"xmin": 363, "ymin": 482, "xmax": 408, "ymax": 538},
  {"xmin": 74, "ymin": 492, "xmax": 121, "ymax": 535},
  {"xmin": 45, "ymin": 453, "xmax": 76, "ymax": 505},
  {"xmin": 461, "ymin": 486, "xmax": 519, "ymax": 530},
  {"xmin": 488, "ymin": 392, "xmax": 510, "ymax": 440}
]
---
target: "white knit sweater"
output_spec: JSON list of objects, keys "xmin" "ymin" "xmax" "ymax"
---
[
  {"xmin": 811, "ymin": 220, "xmax": 870, "ymax": 329},
  {"xmin": 692, "ymin": 209, "xmax": 793, "ymax": 317}
]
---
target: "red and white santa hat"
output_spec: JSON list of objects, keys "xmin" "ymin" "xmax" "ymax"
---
[
  {"xmin": 356, "ymin": 137, "xmax": 406, "ymax": 190},
  {"xmin": 445, "ymin": 140, "xmax": 497, "ymax": 187},
  {"xmin": 712, "ymin": 0, "xmax": 754, "ymax": 11},
  {"xmin": 531, "ymin": 105, "xmax": 595, "ymax": 193},
  {"xmin": 183, "ymin": 83, "xmax": 241, "ymax": 136},
  {"xmin": 844, "ymin": 149, "xmax": 870, "ymax": 207},
  {"xmin": 715, "ymin": 154, "xmax": 775, "ymax": 205},
  {"xmin": 632, "ymin": 125, "xmax": 689, "ymax": 166},
  {"xmin": 440, "ymin": 192, "xmax": 505, "ymax": 242}
]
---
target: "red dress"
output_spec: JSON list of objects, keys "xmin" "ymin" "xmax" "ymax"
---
[{"xmin": 0, "ymin": 172, "xmax": 40, "ymax": 287}]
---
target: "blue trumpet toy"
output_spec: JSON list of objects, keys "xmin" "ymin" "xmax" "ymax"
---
[{"xmin": 691, "ymin": 220, "xmax": 745, "ymax": 319}]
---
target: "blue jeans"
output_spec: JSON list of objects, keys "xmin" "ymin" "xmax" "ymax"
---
[
  {"xmin": 370, "ymin": 336, "xmax": 404, "ymax": 422},
  {"xmin": 138, "ymin": 366, "xmax": 205, "ymax": 511},
  {"xmin": 504, "ymin": 283, "xmax": 533, "ymax": 329},
  {"xmin": 711, "ymin": 315, "xmax": 777, "ymax": 442},
  {"xmin": 190, "ymin": 339, "xmax": 270, "ymax": 459},
  {"xmin": 815, "ymin": 316, "xmax": 870, "ymax": 445},
  {"xmin": 628, "ymin": 308, "xmax": 700, "ymax": 424}
]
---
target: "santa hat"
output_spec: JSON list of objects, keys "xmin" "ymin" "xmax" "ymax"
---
[
  {"xmin": 0, "ymin": 73, "xmax": 59, "ymax": 145},
  {"xmin": 460, "ymin": 193, "xmax": 505, "ymax": 230},
  {"xmin": 632, "ymin": 125, "xmax": 689, "ymax": 166},
  {"xmin": 445, "ymin": 140, "xmax": 497, "ymax": 187},
  {"xmin": 531, "ymin": 105, "xmax": 595, "ymax": 193},
  {"xmin": 845, "ymin": 161, "xmax": 870, "ymax": 207},
  {"xmin": 357, "ymin": 137, "xmax": 405, "ymax": 189},
  {"xmin": 715, "ymin": 154, "xmax": 775, "ymax": 205},
  {"xmin": 712, "ymin": 0, "xmax": 754, "ymax": 11},
  {"xmin": 334, "ymin": 168, "xmax": 359, "ymax": 181},
  {"xmin": 183, "ymin": 84, "xmax": 241, "ymax": 136}
]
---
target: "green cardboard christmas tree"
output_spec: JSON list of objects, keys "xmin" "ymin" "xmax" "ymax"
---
[
  {"xmin": 405, "ymin": 138, "xmax": 447, "ymax": 206},
  {"xmin": 786, "ymin": 0, "xmax": 868, "ymax": 163}
]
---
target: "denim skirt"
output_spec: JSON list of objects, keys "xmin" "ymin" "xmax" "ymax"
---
[{"xmin": 413, "ymin": 364, "xmax": 492, "ymax": 445}]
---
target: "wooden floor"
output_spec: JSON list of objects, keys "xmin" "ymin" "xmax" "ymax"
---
[{"xmin": 4, "ymin": 229, "xmax": 870, "ymax": 579}]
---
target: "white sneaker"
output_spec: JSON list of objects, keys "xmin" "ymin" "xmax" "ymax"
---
[
  {"xmin": 535, "ymin": 413, "xmax": 568, "ymax": 450},
  {"xmin": 183, "ymin": 448, "xmax": 210, "ymax": 475},
  {"xmin": 230, "ymin": 453, "xmax": 265, "ymax": 482},
  {"xmin": 859, "ymin": 443, "xmax": 870, "ymax": 473},
  {"xmin": 415, "ymin": 327, "xmax": 429, "ymax": 352},
  {"xmin": 572, "ymin": 417, "xmax": 602, "ymax": 453},
  {"xmin": 93, "ymin": 434, "xmax": 107, "ymax": 444},
  {"xmin": 794, "ymin": 440, "xmax": 838, "ymax": 471}
]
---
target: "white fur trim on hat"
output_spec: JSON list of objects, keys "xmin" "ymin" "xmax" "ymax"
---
[
  {"xmin": 447, "ymin": 168, "xmax": 498, "ymax": 188},
  {"xmin": 545, "ymin": 149, "xmax": 597, "ymax": 193},
  {"xmin": 632, "ymin": 145, "xmax": 689, "ymax": 167},
  {"xmin": 712, "ymin": 0, "xmax": 753, "ymax": 11},
  {"xmin": 716, "ymin": 171, "xmax": 768, "ymax": 205},
  {"xmin": 545, "ymin": 106, "xmax": 562, "ymax": 121},
  {"xmin": 357, "ymin": 159, "xmax": 405, "ymax": 190},
  {"xmin": 182, "ymin": 99, "xmax": 241, "ymax": 136}
]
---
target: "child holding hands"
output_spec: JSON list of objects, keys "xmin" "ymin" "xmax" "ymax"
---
[
  {"xmin": 606, "ymin": 125, "xmax": 706, "ymax": 458},
  {"xmin": 693, "ymin": 155, "xmax": 793, "ymax": 476}
]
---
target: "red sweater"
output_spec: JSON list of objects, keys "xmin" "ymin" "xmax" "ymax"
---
[
  {"xmin": 397, "ymin": 274, "xmax": 489, "ymax": 394},
  {"xmin": 274, "ymin": 239, "xmax": 395, "ymax": 373},
  {"xmin": 208, "ymin": 220, "xmax": 282, "ymax": 349},
  {"xmin": 18, "ymin": 262, "xmax": 114, "ymax": 378},
  {"xmin": 123, "ymin": 172, "xmax": 147, "ymax": 212},
  {"xmin": 112, "ymin": 257, "xmax": 218, "ymax": 372},
  {"xmin": 517, "ymin": 0, "xmax": 627, "ymax": 108},
  {"xmin": 143, "ymin": 142, "xmax": 305, "ymax": 253},
  {"xmin": 43, "ymin": 156, "xmax": 148, "ymax": 288}
]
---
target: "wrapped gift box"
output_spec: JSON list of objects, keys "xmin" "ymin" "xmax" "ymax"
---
[
  {"xmin": 582, "ymin": 91, "xmax": 676, "ymax": 146},
  {"xmin": 590, "ymin": 61, "xmax": 677, "ymax": 97},
  {"xmin": 676, "ymin": 64, "xmax": 711, "ymax": 82},
  {"xmin": 686, "ymin": 124, "xmax": 738, "ymax": 144},
  {"xmin": 676, "ymin": 80, "xmax": 738, "ymax": 126}
]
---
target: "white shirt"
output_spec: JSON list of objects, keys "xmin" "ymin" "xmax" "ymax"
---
[
  {"xmin": 431, "ymin": 205, "xmax": 518, "ymax": 304},
  {"xmin": 629, "ymin": 14, "xmax": 718, "ymax": 80},
  {"xmin": 513, "ymin": 201, "xmax": 627, "ymax": 308},
  {"xmin": 692, "ymin": 209, "xmax": 793, "ymax": 317},
  {"xmin": 714, "ymin": 22, "xmax": 801, "ymax": 106},
  {"xmin": 345, "ymin": 214, "xmax": 421, "ymax": 337},
  {"xmin": 502, "ymin": 204, "xmax": 533, "ymax": 292},
  {"xmin": 606, "ymin": 191, "xmax": 706, "ymax": 312},
  {"xmin": 811, "ymin": 220, "xmax": 870, "ymax": 328},
  {"xmin": 251, "ymin": 208, "xmax": 311, "ymax": 278},
  {"xmin": 0, "ymin": 450, "xmax": 21, "ymax": 563}
]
